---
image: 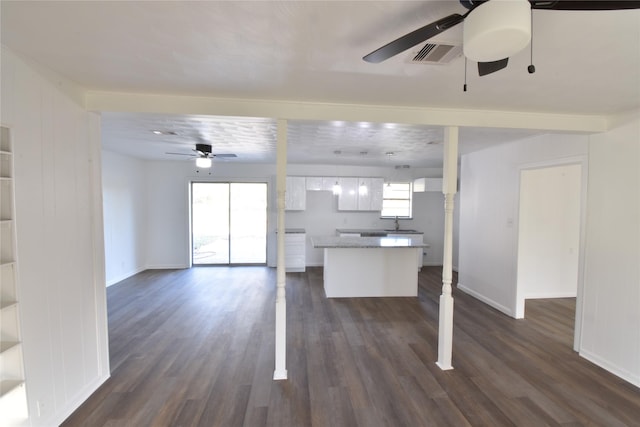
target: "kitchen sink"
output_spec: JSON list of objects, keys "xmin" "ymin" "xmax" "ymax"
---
[{"xmin": 360, "ymin": 232, "xmax": 387, "ymax": 237}]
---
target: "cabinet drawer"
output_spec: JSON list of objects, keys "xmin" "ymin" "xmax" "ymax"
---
[{"xmin": 284, "ymin": 233, "xmax": 306, "ymax": 272}]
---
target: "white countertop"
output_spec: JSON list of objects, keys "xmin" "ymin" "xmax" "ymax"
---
[
  {"xmin": 312, "ymin": 236, "xmax": 430, "ymax": 249},
  {"xmin": 336, "ymin": 228, "xmax": 423, "ymax": 235}
]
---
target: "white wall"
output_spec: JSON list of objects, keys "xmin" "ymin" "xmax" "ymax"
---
[
  {"xmin": 143, "ymin": 161, "xmax": 276, "ymax": 268},
  {"xmin": 580, "ymin": 114, "xmax": 640, "ymax": 387},
  {"xmin": 517, "ymin": 164, "xmax": 581, "ymax": 300},
  {"xmin": 1, "ymin": 48, "xmax": 109, "ymax": 426},
  {"xmin": 458, "ymin": 133, "xmax": 588, "ymax": 317},
  {"xmin": 139, "ymin": 161, "xmax": 448, "ymax": 269},
  {"xmin": 102, "ymin": 150, "xmax": 147, "ymax": 285}
]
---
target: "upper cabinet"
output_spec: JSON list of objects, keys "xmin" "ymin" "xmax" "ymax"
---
[
  {"xmin": 338, "ymin": 177, "xmax": 383, "ymax": 211},
  {"xmin": 305, "ymin": 176, "xmax": 323, "ymax": 191},
  {"xmin": 413, "ymin": 177, "xmax": 443, "ymax": 192},
  {"xmin": 285, "ymin": 176, "xmax": 306, "ymax": 211},
  {"xmin": 288, "ymin": 175, "xmax": 384, "ymax": 212},
  {"xmin": 367, "ymin": 177, "xmax": 384, "ymax": 211},
  {"xmin": 338, "ymin": 177, "xmax": 358, "ymax": 210},
  {"xmin": 321, "ymin": 177, "xmax": 338, "ymax": 192}
]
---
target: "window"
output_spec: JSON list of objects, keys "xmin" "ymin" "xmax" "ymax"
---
[{"xmin": 381, "ymin": 182, "xmax": 413, "ymax": 218}]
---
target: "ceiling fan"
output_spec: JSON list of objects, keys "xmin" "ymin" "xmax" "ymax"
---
[
  {"xmin": 363, "ymin": 0, "xmax": 640, "ymax": 77},
  {"xmin": 166, "ymin": 143, "xmax": 237, "ymax": 168}
]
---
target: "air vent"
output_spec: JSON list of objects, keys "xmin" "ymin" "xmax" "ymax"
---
[{"xmin": 409, "ymin": 43, "xmax": 462, "ymax": 64}]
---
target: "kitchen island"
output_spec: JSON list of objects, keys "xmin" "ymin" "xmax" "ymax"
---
[{"xmin": 312, "ymin": 236, "xmax": 430, "ymax": 298}]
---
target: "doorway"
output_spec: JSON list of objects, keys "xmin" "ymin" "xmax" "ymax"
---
[
  {"xmin": 515, "ymin": 161, "xmax": 586, "ymax": 351},
  {"xmin": 191, "ymin": 182, "xmax": 267, "ymax": 265}
]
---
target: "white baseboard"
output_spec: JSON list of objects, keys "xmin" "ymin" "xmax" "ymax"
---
[
  {"xmin": 579, "ymin": 348, "xmax": 640, "ymax": 388},
  {"xmin": 525, "ymin": 292, "xmax": 577, "ymax": 299},
  {"xmin": 106, "ymin": 266, "xmax": 146, "ymax": 287},
  {"xmin": 145, "ymin": 264, "xmax": 189, "ymax": 270},
  {"xmin": 415, "ymin": 262, "xmax": 458, "ymax": 272},
  {"xmin": 306, "ymin": 262, "xmax": 324, "ymax": 267},
  {"xmin": 457, "ymin": 282, "xmax": 515, "ymax": 318},
  {"xmin": 422, "ymin": 261, "xmax": 442, "ymax": 267},
  {"xmin": 49, "ymin": 373, "xmax": 110, "ymax": 427}
]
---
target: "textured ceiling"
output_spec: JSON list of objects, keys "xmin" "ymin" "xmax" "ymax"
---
[
  {"xmin": 3, "ymin": 1, "xmax": 638, "ymax": 167},
  {"xmin": 101, "ymin": 112, "xmax": 543, "ymax": 167}
]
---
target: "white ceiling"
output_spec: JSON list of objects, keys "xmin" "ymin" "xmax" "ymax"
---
[
  {"xmin": 2, "ymin": 1, "xmax": 639, "ymax": 167},
  {"xmin": 100, "ymin": 112, "xmax": 546, "ymax": 167}
]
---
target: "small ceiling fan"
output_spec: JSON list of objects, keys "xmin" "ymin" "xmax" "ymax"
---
[
  {"xmin": 166, "ymin": 143, "xmax": 237, "ymax": 168},
  {"xmin": 363, "ymin": 0, "xmax": 640, "ymax": 76}
]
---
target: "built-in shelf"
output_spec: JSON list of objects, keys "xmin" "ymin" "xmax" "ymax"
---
[
  {"xmin": 0, "ymin": 380, "xmax": 23, "ymax": 397},
  {"xmin": 0, "ymin": 125, "xmax": 27, "ymax": 419},
  {"xmin": 0, "ymin": 341, "xmax": 19, "ymax": 354},
  {"xmin": 0, "ymin": 300, "xmax": 17, "ymax": 311}
]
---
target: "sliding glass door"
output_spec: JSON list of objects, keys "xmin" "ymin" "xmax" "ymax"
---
[{"xmin": 191, "ymin": 182, "xmax": 267, "ymax": 265}]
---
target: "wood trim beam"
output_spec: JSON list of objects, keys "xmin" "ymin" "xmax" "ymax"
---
[{"xmin": 85, "ymin": 91, "xmax": 608, "ymax": 133}]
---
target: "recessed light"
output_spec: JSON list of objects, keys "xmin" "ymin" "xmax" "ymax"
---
[{"xmin": 385, "ymin": 152, "xmax": 395, "ymax": 157}]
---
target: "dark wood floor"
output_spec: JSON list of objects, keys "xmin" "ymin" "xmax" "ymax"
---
[{"xmin": 62, "ymin": 266, "xmax": 640, "ymax": 427}]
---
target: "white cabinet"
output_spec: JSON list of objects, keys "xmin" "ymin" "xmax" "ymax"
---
[
  {"xmin": 305, "ymin": 177, "xmax": 341, "ymax": 192},
  {"xmin": 413, "ymin": 177, "xmax": 443, "ymax": 192},
  {"xmin": 338, "ymin": 177, "xmax": 384, "ymax": 211},
  {"xmin": 305, "ymin": 176, "xmax": 323, "ymax": 191},
  {"xmin": 356, "ymin": 177, "xmax": 373, "ymax": 210},
  {"xmin": 322, "ymin": 177, "xmax": 338, "ymax": 192},
  {"xmin": 285, "ymin": 176, "xmax": 306, "ymax": 211},
  {"xmin": 284, "ymin": 175, "xmax": 383, "ymax": 210},
  {"xmin": 337, "ymin": 177, "xmax": 358, "ymax": 210},
  {"xmin": 387, "ymin": 233, "xmax": 424, "ymax": 269},
  {"xmin": 363, "ymin": 177, "xmax": 384, "ymax": 211},
  {"xmin": 0, "ymin": 126, "xmax": 28, "ymax": 422},
  {"xmin": 284, "ymin": 232, "xmax": 306, "ymax": 272}
]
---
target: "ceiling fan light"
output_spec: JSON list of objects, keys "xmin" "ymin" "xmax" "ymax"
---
[
  {"xmin": 463, "ymin": 0, "xmax": 531, "ymax": 62},
  {"xmin": 196, "ymin": 157, "xmax": 212, "ymax": 168}
]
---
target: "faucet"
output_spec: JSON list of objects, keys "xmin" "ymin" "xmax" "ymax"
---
[{"xmin": 394, "ymin": 216, "xmax": 400, "ymax": 231}]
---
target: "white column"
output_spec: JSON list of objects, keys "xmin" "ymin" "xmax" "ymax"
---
[
  {"xmin": 273, "ymin": 119, "xmax": 288, "ymax": 380},
  {"xmin": 436, "ymin": 126, "xmax": 458, "ymax": 371}
]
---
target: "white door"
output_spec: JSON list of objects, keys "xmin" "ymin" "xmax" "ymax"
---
[{"xmin": 191, "ymin": 182, "xmax": 267, "ymax": 265}]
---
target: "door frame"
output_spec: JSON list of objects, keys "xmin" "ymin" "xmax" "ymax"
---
[
  {"xmin": 189, "ymin": 178, "xmax": 269, "ymax": 266},
  {"xmin": 514, "ymin": 155, "xmax": 588, "ymax": 352}
]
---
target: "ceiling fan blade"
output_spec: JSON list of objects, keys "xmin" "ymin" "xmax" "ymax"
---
[
  {"xmin": 530, "ymin": 0, "xmax": 640, "ymax": 10},
  {"xmin": 212, "ymin": 154, "xmax": 238, "ymax": 158},
  {"xmin": 477, "ymin": 58, "xmax": 509, "ymax": 76},
  {"xmin": 166, "ymin": 152, "xmax": 196, "ymax": 157},
  {"xmin": 363, "ymin": 13, "xmax": 466, "ymax": 63}
]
